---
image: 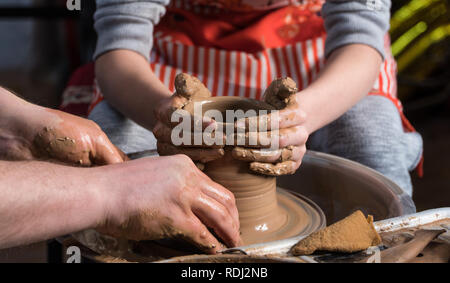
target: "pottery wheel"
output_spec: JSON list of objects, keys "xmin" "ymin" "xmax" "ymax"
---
[
  {"xmin": 152, "ymin": 188, "xmax": 326, "ymax": 250},
  {"xmin": 238, "ymin": 188, "xmax": 326, "ymax": 245}
]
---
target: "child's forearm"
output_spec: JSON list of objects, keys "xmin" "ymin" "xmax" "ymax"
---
[
  {"xmin": 296, "ymin": 44, "xmax": 382, "ymax": 134},
  {"xmin": 95, "ymin": 50, "xmax": 172, "ymax": 130}
]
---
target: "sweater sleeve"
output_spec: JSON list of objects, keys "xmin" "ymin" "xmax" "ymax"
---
[
  {"xmin": 322, "ymin": 0, "xmax": 391, "ymax": 59},
  {"xmin": 93, "ymin": 0, "xmax": 170, "ymax": 61}
]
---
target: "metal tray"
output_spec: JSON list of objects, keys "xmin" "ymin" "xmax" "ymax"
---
[{"xmin": 221, "ymin": 207, "xmax": 450, "ymax": 257}]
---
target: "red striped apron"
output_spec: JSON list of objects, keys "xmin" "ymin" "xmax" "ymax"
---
[{"xmin": 60, "ymin": 0, "xmax": 423, "ymax": 175}]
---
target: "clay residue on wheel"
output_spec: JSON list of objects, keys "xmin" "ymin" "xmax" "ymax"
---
[{"xmin": 290, "ymin": 210, "xmax": 381, "ymax": 255}]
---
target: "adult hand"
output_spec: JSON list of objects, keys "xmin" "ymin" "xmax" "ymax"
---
[
  {"xmin": 98, "ymin": 155, "xmax": 242, "ymax": 253},
  {"xmin": 0, "ymin": 101, "xmax": 126, "ymax": 166}
]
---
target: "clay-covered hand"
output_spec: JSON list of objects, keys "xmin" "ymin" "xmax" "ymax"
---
[
  {"xmin": 1, "ymin": 105, "xmax": 127, "ymax": 166},
  {"xmin": 97, "ymin": 155, "xmax": 242, "ymax": 254},
  {"xmin": 232, "ymin": 77, "xmax": 308, "ymax": 176},
  {"xmin": 154, "ymin": 73, "xmax": 224, "ymax": 165}
]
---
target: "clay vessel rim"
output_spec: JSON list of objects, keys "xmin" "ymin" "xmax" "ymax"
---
[{"xmin": 184, "ymin": 96, "xmax": 275, "ymax": 126}]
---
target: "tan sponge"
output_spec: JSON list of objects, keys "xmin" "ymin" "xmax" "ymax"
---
[{"xmin": 291, "ymin": 210, "xmax": 381, "ymax": 255}]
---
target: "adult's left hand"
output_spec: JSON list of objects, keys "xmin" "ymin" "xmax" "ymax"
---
[{"xmin": 1, "ymin": 103, "xmax": 127, "ymax": 166}]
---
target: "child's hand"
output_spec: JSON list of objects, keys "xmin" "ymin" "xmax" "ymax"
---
[
  {"xmin": 154, "ymin": 74, "xmax": 224, "ymax": 165},
  {"xmin": 231, "ymin": 78, "xmax": 309, "ymax": 176}
]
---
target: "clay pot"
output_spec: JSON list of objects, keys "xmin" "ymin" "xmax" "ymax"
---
[{"xmin": 184, "ymin": 96, "xmax": 324, "ymax": 245}]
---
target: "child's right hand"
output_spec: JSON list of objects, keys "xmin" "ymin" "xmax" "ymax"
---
[{"xmin": 153, "ymin": 74, "xmax": 225, "ymax": 165}]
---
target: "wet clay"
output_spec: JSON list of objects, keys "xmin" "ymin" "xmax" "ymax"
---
[
  {"xmin": 204, "ymin": 152, "xmax": 323, "ymax": 244},
  {"xmin": 30, "ymin": 109, "xmax": 126, "ymax": 166},
  {"xmin": 249, "ymin": 160, "xmax": 297, "ymax": 176},
  {"xmin": 158, "ymin": 74, "xmax": 325, "ymax": 245},
  {"xmin": 290, "ymin": 210, "xmax": 381, "ymax": 255},
  {"xmin": 96, "ymin": 209, "xmax": 221, "ymax": 252},
  {"xmin": 262, "ymin": 77, "xmax": 298, "ymax": 110},
  {"xmin": 185, "ymin": 97, "xmax": 324, "ymax": 245},
  {"xmin": 175, "ymin": 73, "xmax": 211, "ymax": 100}
]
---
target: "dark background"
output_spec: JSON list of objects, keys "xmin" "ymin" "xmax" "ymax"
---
[{"xmin": 0, "ymin": 0, "xmax": 448, "ymax": 261}]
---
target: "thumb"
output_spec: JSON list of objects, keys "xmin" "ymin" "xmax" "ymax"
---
[
  {"xmin": 93, "ymin": 141, "xmax": 127, "ymax": 165},
  {"xmin": 175, "ymin": 73, "xmax": 211, "ymax": 100},
  {"xmin": 263, "ymin": 77, "xmax": 298, "ymax": 110}
]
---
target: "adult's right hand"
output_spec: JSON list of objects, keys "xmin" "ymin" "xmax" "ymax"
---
[{"xmin": 98, "ymin": 154, "xmax": 242, "ymax": 254}]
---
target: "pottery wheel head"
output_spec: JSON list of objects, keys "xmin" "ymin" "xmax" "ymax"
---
[{"xmin": 239, "ymin": 188, "xmax": 326, "ymax": 245}]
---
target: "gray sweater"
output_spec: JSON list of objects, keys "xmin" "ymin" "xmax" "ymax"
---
[{"xmin": 94, "ymin": 0, "xmax": 391, "ymax": 61}]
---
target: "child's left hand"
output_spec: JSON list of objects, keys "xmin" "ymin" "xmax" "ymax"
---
[{"xmin": 231, "ymin": 77, "xmax": 309, "ymax": 176}]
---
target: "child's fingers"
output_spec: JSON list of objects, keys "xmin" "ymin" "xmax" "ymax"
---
[
  {"xmin": 153, "ymin": 121, "xmax": 224, "ymax": 148},
  {"xmin": 232, "ymin": 76, "xmax": 302, "ymax": 131},
  {"xmin": 262, "ymin": 77, "xmax": 298, "ymax": 110},
  {"xmin": 156, "ymin": 73, "xmax": 213, "ymax": 126},
  {"xmin": 235, "ymin": 104, "xmax": 306, "ymax": 131},
  {"xmin": 174, "ymin": 73, "xmax": 212, "ymax": 100},
  {"xmin": 229, "ymin": 125, "xmax": 308, "ymax": 149}
]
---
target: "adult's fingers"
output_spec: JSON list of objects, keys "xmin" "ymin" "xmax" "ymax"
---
[
  {"xmin": 191, "ymin": 194, "xmax": 242, "ymax": 248},
  {"xmin": 200, "ymin": 179, "xmax": 240, "ymax": 231},
  {"xmin": 93, "ymin": 135, "xmax": 127, "ymax": 165},
  {"xmin": 232, "ymin": 145, "xmax": 304, "ymax": 163},
  {"xmin": 157, "ymin": 141, "xmax": 225, "ymax": 163},
  {"xmin": 249, "ymin": 160, "xmax": 301, "ymax": 176},
  {"xmin": 177, "ymin": 214, "xmax": 225, "ymax": 254},
  {"xmin": 114, "ymin": 145, "xmax": 130, "ymax": 161}
]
